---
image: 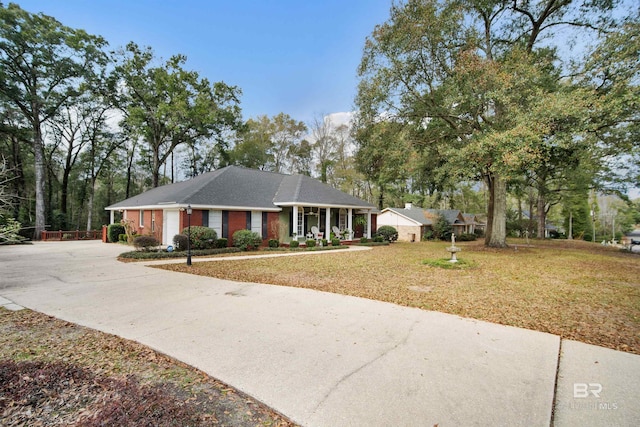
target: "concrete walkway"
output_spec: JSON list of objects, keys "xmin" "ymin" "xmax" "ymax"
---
[{"xmin": 0, "ymin": 241, "xmax": 638, "ymax": 426}]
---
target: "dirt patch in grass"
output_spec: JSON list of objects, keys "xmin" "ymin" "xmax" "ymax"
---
[
  {"xmin": 0, "ymin": 308, "xmax": 296, "ymax": 426},
  {"xmin": 158, "ymin": 239, "xmax": 640, "ymax": 354}
]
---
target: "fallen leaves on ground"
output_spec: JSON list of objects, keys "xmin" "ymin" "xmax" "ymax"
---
[{"xmin": 0, "ymin": 309, "xmax": 297, "ymax": 426}]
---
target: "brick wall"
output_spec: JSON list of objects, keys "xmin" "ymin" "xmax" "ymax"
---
[{"xmin": 227, "ymin": 211, "xmax": 248, "ymax": 246}]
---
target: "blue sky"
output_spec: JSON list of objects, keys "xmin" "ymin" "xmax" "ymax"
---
[{"xmin": 13, "ymin": 0, "xmax": 393, "ymax": 123}]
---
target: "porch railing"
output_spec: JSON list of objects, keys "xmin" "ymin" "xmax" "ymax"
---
[{"xmin": 41, "ymin": 230, "xmax": 102, "ymax": 241}]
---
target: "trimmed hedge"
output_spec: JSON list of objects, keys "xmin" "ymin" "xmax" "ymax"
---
[
  {"xmin": 305, "ymin": 239, "xmax": 316, "ymax": 248},
  {"xmin": 133, "ymin": 235, "xmax": 159, "ymax": 251},
  {"xmin": 290, "ymin": 240, "xmax": 300, "ymax": 248},
  {"xmin": 108, "ymin": 224, "xmax": 125, "ymax": 243},
  {"xmin": 182, "ymin": 226, "xmax": 217, "ymax": 250},
  {"xmin": 376, "ymin": 225, "xmax": 398, "ymax": 242},
  {"xmin": 173, "ymin": 234, "xmax": 189, "ymax": 251},
  {"xmin": 268, "ymin": 239, "xmax": 279, "ymax": 248},
  {"xmin": 119, "ymin": 247, "xmax": 241, "ymax": 260},
  {"xmin": 331, "ymin": 238, "xmax": 341, "ymax": 246},
  {"xmin": 232, "ymin": 230, "xmax": 262, "ymax": 251}
]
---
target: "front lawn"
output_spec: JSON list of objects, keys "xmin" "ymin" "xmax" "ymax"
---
[{"xmin": 158, "ymin": 239, "xmax": 640, "ymax": 354}]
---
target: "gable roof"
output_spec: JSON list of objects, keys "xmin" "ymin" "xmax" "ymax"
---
[
  {"xmin": 381, "ymin": 207, "xmax": 471, "ymax": 226},
  {"xmin": 426, "ymin": 209, "xmax": 466, "ymax": 225},
  {"xmin": 106, "ymin": 166, "xmax": 375, "ymax": 211},
  {"xmin": 382, "ymin": 207, "xmax": 434, "ymax": 226}
]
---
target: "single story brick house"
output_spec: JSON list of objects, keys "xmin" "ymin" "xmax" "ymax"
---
[
  {"xmin": 105, "ymin": 166, "xmax": 376, "ymax": 246},
  {"xmin": 377, "ymin": 203, "xmax": 480, "ymax": 242}
]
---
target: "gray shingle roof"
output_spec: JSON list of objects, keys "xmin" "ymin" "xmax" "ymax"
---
[
  {"xmin": 383, "ymin": 207, "xmax": 469, "ymax": 226},
  {"xmin": 426, "ymin": 209, "xmax": 465, "ymax": 224},
  {"xmin": 106, "ymin": 166, "xmax": 375, "ymax": 210},
  {"xmin": 385, "ymin": 207, "xmax": 434, "ymax": 225}
]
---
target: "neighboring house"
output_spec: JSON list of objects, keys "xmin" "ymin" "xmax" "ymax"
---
[
  {"xmin": 105, "ymin": 166, "xmax": 376, "ymax": 246},
  {"xmin": 521, "ymin": 210, "xmax": 561, "ymax": 238},
  {"xmin": 376, "ymin": 203, "xmax": 479, "ymax": 242}
]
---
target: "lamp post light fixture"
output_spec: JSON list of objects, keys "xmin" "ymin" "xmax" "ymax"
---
[{"xmin": 186, "ymin": 204, "xmax": 192, "ymax": 266}]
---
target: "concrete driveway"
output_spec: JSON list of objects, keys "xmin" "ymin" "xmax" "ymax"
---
[{"xmin": 1, "ymin": 241, "xmax": 638, "ymax": 426}]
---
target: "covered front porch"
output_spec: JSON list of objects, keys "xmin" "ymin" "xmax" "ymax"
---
[{"xmin": 283, "ymin": 205, "xmax": 374, "ymax": 243}]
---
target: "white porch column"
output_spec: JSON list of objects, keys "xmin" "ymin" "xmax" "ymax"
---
[
  {"xmin": 292, "ymin": 206, "xmax": 298, "ymax": 239},
  {"xmin": 348, "ymin": 208, "xmax": 353, "ymax": 239},
  {"xmin": 110, "ymin": 210, "xmax": 115, "ymax": 224},
  {"xmin": 367, "ymin": 210, "xmax": 372, "ymax": 238},
  {"xmin": 325, "ymin": 207, "xmax": 331, "ymax": 238}
]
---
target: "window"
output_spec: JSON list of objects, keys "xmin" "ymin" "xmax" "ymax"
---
[
  {"xmin": 139, "ymin": 210, "xmax": 144, "ymax": 227},
  {"xmin": 151, "ymin": 210, "xmax": 155, "ymax": 232},
  {"xmin": 339, "ymin": 209, "xmax": 347, "ymax": 230},
  {"xmin": 202, "ymin": 210, "xmax": 209, "ymax": 227},
  {"xmin": 210, "ymin": 210, "xmax": 222, "ymax": 238},
  {"xmin": 251, "ymin": 211, "xmax": 262, "ymax": 237},
  {"xmin": 297, "ymin": 209, "xmax": 304, "ymax": 236}
]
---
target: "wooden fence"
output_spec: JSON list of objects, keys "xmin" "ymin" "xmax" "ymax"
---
[{"xmin": 41, "ymin": 230, "xmax": 103, "ymax": 241}]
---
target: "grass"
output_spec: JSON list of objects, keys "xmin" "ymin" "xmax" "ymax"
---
[{"xmin": 158, "ymin": 239, "xmax": 640, "ymax": 355}]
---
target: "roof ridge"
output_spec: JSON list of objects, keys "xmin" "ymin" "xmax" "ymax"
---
[
  {"xmin": 293, "ymin": 174, "xmax": 304, "ymax": 201},
  {"xmin": 180, "ymin": 166, "xmax": 230, "ymax": 203}
]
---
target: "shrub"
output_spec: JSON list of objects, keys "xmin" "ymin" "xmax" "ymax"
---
[
  {"xmin": 305, "ymin": 239, "xmax": 316, "ymax": 248},
  {"xmin": 232, "ymin": 229, "xmax": 262, "ymax": 251},
  {"xmin": 268, "ymin": 239, "xmax": 279, "ymax": 248},
  {"xmin": 376, "ymin": 225, "xmax": 398, "ymax": 242},
  {"xmin": 133, "ymin": 235, "xmax": 159, "ymax": 251},
  {"xmin": 173, "ymin": 234, "xmax": 188, "ymax": 251},
  {"xmin": 331, "ymin": 238, "xmax": 341, "ymax": 246},
  {"xmin": 360, "ymin": 236, "xmax": 369, "ymax": 243},
  {"xmin": 182, "ymin": 226, "xmax": 217, "ymax": 250},
  {"xmin": 432, "ymin": 214, "xmax": 453, "ymax": 240},
  {"xmin": 321, "ymin": 239, "xmax": 328, "ymax": 247},
  {"xmin": 108, "ymin": 224, "xmax": 126, "ymax": 243},
  {"xmin": 373, "ymin": 235, "xmax": 384, "ymax": 243},
  {"xmin": 457, "ymin": 233, "xmax": 477, "ymax": 242},
  {"xmin": 119, "ymin": 247, "xmax": 241, "ymax": 259},
  {"xmin": 215, "ymin": 238, "xmax": 228, "ymax": 248},
  {"xmin": 422, "ymin": 230, "xmax": 434, "ymax": 241},
  {"xmin": 290, "ymin": 240, "xmax": 300, "ymax": 248}
]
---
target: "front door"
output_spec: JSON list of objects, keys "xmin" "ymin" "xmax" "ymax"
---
[{"xmin": 163, "ymin": 210, "xmax": 180, "ymax": 245}]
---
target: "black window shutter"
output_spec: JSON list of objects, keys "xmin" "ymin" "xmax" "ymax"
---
[
  {"xmin": 202, "ymin": 210, "xmax": 209, "ymax": 227},
  {"xmin": 289, "ymin": 209, "xmax": 293, "ymax": 236},
  {"xmin": 222, "ymin": 211, "xmax": 229, "ymax": 239},
  {"xmin": 262, "ymin": 212, "xmax": 268, "ymax": 238}
]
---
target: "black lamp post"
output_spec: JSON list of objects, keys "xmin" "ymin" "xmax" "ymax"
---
[{"xmin": 186, "ymin": 204, "xmax": 192, "ymax": 266}]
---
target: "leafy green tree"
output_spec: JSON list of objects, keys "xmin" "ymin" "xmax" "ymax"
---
[
  {"xmin": 354, "ymin": 120, "xmax": 412, "ymax": 209},
  {"xmin": 231, "ymin": 115, "xmax": 274, "ymax": 170},
  {"xmin": 230, "ymin": 113, "xmax": 307, "ymax": 174},
  {"xmin": 0, "ymin": 3, "xmax": 107, "ymax": 238},
  {"xmin": 109, "ymin": 43, "xmax": 242, "ymax": 187},
  {"xmin": 355, "ymin": 0, "xmax": 624, "ymax": 247},
  {"xmin": 432, "ymin": 213, "xmax": 452, "ymax": 241}
]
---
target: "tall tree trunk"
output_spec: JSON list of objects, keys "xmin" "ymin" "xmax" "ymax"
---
[
  {"xmin": 377, "ymin": 185, "xmax": 385, "ymax": 211},
  {"xmin": 33, "ymin": 123, "xmax": 46, "ymax": 240},
  {"xmin": 125, "ymin": 143, "xmax": 135, "ymax": 199},
  {"xmin": 536, "ymin": 190, "xmax": 546, "ymax": 239},
  {"xmin": 152, "ymin": 145, "xmax": 161, "ymax": 188},
  {"xmin": 484, "ymin": 174, "xmax": 494, "ymax": 245},
  {"xmin": 486, "ymin": 173, "xmax": 507, "ymax": 247},
  {"xmin": 86, "ymin": 179, "xmax": 95, "ymax": 231}
]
